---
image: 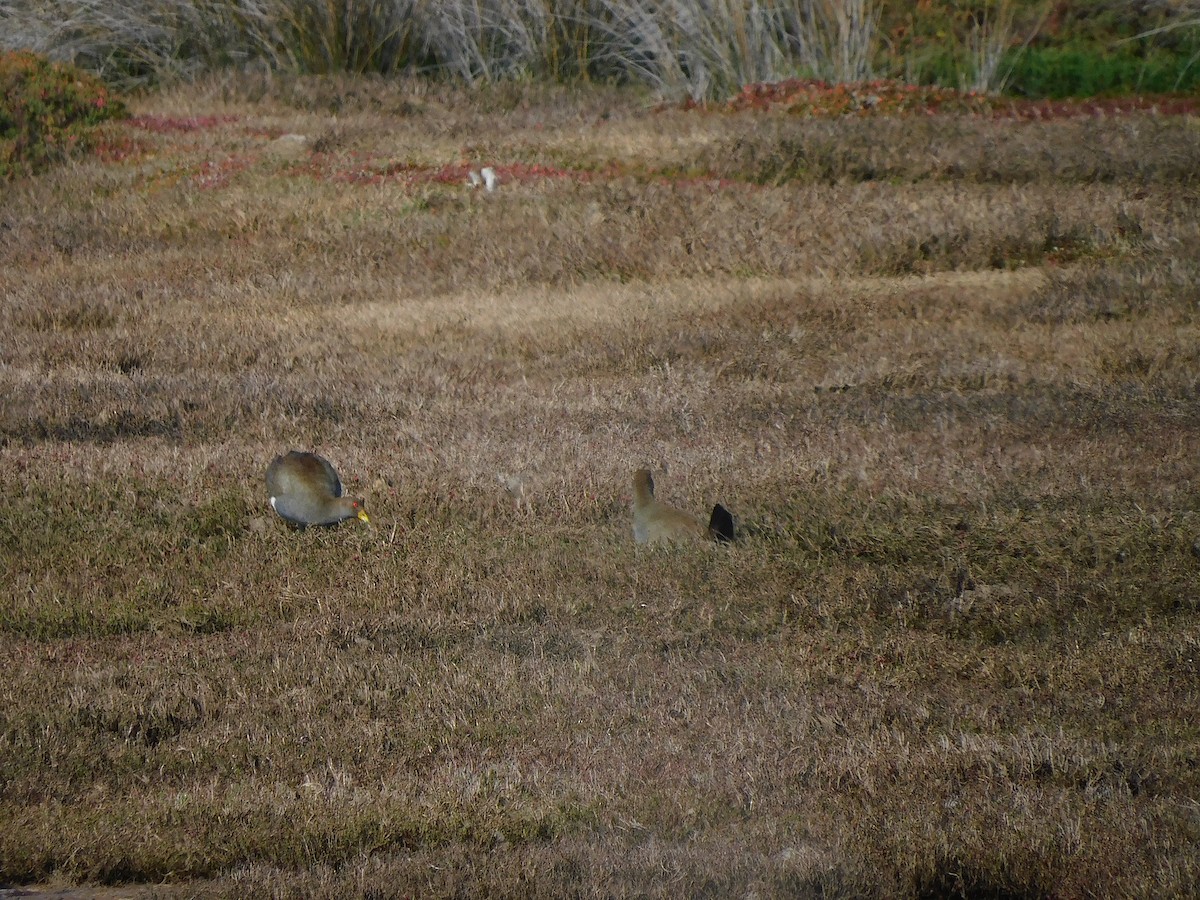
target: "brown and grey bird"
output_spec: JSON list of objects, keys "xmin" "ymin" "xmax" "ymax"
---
[
  {"xmin": 266, "ymin": 451, "xmax": 369, "ymax": 528},
  {"xmin": 631, "ymin": 468, "xmax": 735, "ymax": 545}
]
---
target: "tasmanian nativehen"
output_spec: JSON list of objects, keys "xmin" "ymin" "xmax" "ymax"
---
[
  {"xmin": 266, "ymin": 451, "xmax": 369, "ymax": 528},
  {"xmin": 631, "ymin": 468, "xmax": 735, "ymax": 545}
]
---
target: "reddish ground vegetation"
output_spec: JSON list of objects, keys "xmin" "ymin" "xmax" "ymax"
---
[
  {"xmin": 191, "ymin": 154, "xmax": 256, "ymax": 189},
  {"xmin": 719, "ymin": 78, "xmax": 1200, "ymax": 120},
  {"xmin": 721, "ymin": 78, "xmax": 994, "ymax": 116},
  {"xmin": 126, "ymin": 114, "xmax": 241, "ymax": 133},
  {"xmin": 996, "ymin": 95, "xmax": 1200, "ymax": 120}
]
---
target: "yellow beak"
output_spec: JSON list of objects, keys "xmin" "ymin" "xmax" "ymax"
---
[{"xmin": 357, "ymin": 509, "xmax": 370, "ymax": 523}]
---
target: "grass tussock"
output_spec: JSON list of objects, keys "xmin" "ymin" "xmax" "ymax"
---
[
  {"xmin": 0, "ymin": 79, "xmax": 1199, "ymax": 896},
  {"xmin": 4, "ymin": 0, "xmax": 1200, "ymax": 102}
]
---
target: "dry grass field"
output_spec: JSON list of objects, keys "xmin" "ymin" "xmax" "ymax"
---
[{"xmin": 2, "ymin": 76, "xmax": 1199, "ymax": 897}]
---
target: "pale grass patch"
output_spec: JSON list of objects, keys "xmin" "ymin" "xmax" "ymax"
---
[{"xmin": 0, "ymin": 83, "xmax": 1198, "ymax": 897}]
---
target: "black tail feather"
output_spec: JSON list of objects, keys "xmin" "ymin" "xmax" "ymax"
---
[{"xmin": 708, "ymin": 503, "xmax": 736, "ymax": 543}]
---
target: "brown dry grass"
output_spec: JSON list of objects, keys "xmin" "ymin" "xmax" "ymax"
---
[{"xmin": 1, "ymin": 76, "xmax": 1198, "ymax": 898}]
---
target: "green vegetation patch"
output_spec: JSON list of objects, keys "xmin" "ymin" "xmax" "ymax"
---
[
  {"xmin": 1008, "ymin": 43, "xmax": 1200, "ymax": 98},
  {"xmin": 724, "ymin": 79, "xmax": 995, "ymax": 116},
  {"xmin": 0, "ymin": 50, "xmax": 126, "ymax": 180}
]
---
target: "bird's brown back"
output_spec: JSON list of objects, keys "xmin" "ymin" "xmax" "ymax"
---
[
  {"xmin": 266, "ymin": 451, "xmax": 366, "ymax": 527},
  {"xmin": 632, "ymin": 469, "xmax": 708, "ymax": 545}
]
